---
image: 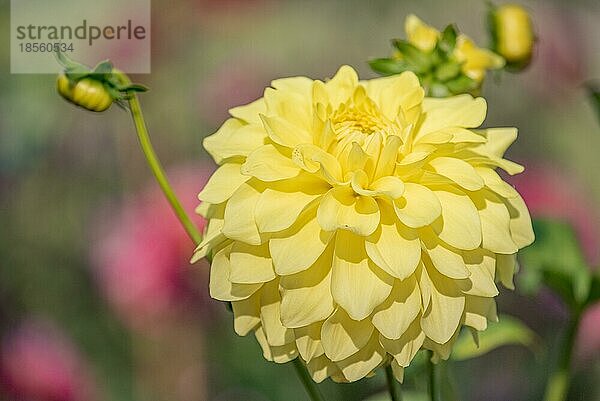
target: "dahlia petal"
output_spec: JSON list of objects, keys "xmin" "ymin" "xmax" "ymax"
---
[
  {"xmin": 254, "ymin": 326, "xmax": 273, "ymax": 361},
  {"xmin": 365, "ymin": 208, "xmax": 421, "ymax": 280},
  {"xmin": 254, "ymin": 175, "xmax": 326, "ymax": 233},
  {"xmin": 332, "ymin": 231, "xmax": 394, "ymax": 320},
  {"xmin": 292, "ymin": 144, "xmax": 344, "ymax": 183},
  {"xmin": 263, "ymin": 87, "xmax": 312, "ymax": 130},
  {"xmin": 475, "ymin": 167, "xmax": 519, "ymax": 198},
  {"xmin": 241, "ymin": 144, "xmax": 301, "ymax": 182},
  {"xmin": 209, "ymin": 246, "xmax": 262, "ymax": 301},
  {"xmin": 372, "ymin": 276, "xmax": 421, "ymax": 339},
  {"xmin": 271, "ymin": 76, "xmax": 313, "ymax": 95},
  {"xmin": 473, "ymin": 191, "xmax": 518, "ymax": 254},
  {"xmin": 370, "ymin": 176, "xmax": 406, "ymax": 199},
  {"xmin": 390, "ymin": 360, "xmax": 405, "ymax": 383},
  {"xmin": 496, "ymin": 253, "xmax": 517, "ymax": 289},
  {"xmin": 260, "ymin": 281, "xmax": 295, "ymax": 347},
  {"xmin": 191, "ymin": 218, "xmax": 225, "ymax": 262},
  {"xmin": 393, "ymin": 183, "xmax": 441, "ymax": 228},
  {"xmin": 380, "ymin": 318, "xmax": 425, "ymax": 367},
  {"xmin": 307, "ymin": 355, "xmax": 342, "ymax": 383},
  {"xmin": 269, "ymin": 207, "xmax": 334, "ymax": 275},
  {"xmin": 335, "ymin": 334, "xmax": 385, "ymax": 382},
  {"xmin": 428, "ymin": 157, "xmax": 484, "ymax": 191},
  {"xmin": 462, "ymin": 250, "xmax": 499, "ymax": 297},
  {"xmin": 202, "ymin": 118, "xmax": 242, "ymax": 163},
  {"xmin": 464, "ymin": 296, "xmax": 497, "ymax": 331},
  {"xmin": 321, "ymin": 308, "xmax": 374, "ymax": 361},
  {"xmin": 270, "ymin": 343, "xmax": 299, "ymax": 364},
  {"xmin": 325, "ymin": 65, "xmax": 359, "ymax": 108},
  {"xmin": 433, "ymin": 189, "xmax": 482, "ymax": 250},
  {"xmin": 198, "ymin": 163, "xmax": 249, "ymax": 204},
  {"xmin": 280, "ymin": 247, "xmax": 335, "ymax": 328},
  {"xmin": 232, "ymin": 291, "xmax": 261, "ymax": 335},
  {"xmin": 317, "ymin": 186, "xmax": 380, "ymax": 237},
  {"xmin": 504, "ymin": 193, "xmax": 535, "ymax": 248},
  {"xmin": 229, "ymin": 242, "xmax": 275, "ymax": 284},
  {"xmin": 367, "ymin": 72, "xmax": 423, "ymax": 121},
  {"xmin": 295, "ymin": 323, "xmax": 325, "ymax": 362},
  {"xmin": 477, "ymin": 127, "xmax": 518, "ymax": 158},
  {"xmin": 222, "ymin": 183, "xmax": 262, "ymax": 245},
  {"xmin": 421, "ymin": 231, "xmax": 470, "ymax": 279},
  {"xmin": 420, "ymin": 264, "xmax": 465, "ymax": 344},
  {"xmin": 229, "ymin": 98, "xmax": 266, "ymax": 125},
  {"xmin": 416, "ymin": 262, "xmax": 432, "ymax": 311},
  {"xmin": 203, "ymin": 120, "xmax": 266, "ymax": 164},
  {"xmin": 260, "ymin": 114, "xmax": 312, "ymax": 148},
  {"xmin": 418, "ymin": 95, "xmax": 487, "ymax": 139},
  {"xmin": 373, "ymin": 135, "xmax": 402, "ymax": 180}
]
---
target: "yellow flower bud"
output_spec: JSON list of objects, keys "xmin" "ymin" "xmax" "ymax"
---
[
  {"xmin": 492, "ymin": 4, "xmax": 535, "ymax": 68},
  {"xmin": 57, "ymin": 74, "xmax": 113, "ymax": 112}
]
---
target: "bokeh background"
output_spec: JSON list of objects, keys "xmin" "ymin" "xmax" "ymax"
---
[{"xmin": 1, "ymin": 0, "xmax": 599, "ymax": 400}]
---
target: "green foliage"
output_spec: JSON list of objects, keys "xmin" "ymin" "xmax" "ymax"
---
[
  {"xmin": 363, "ymin": 390, "xmax": 429, "ymax": 401},
  {"xmin": 368, "ymin": 24, "xmax": 481, "ymax": 97},
  {"xmin": 451, "ymin": 315, "xmax": 537, "ymax": 361},
  {"xmin": 518, "ymin": 219, "xmax": 598, "ymax": 310}
]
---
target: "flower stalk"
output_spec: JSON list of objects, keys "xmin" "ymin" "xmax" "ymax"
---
[
  {"xmin": 543, "ymin": 310, "xmax": 581, "ymax": 401},
  {"xmin": 427, "ymin": 351, "xmax": 440, "ymax": 401},
  {"xmin": 385, "ymin": 364, "xmax": 403, "ymax": 401},
  {"xmin": 292, "ymin": 358, "xmax": 326, "ymax": 401},
  {"xmin": 126, "ymin": 89, "xmax": 203, "ymax": 245}
]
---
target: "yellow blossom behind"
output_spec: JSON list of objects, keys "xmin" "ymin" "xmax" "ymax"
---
[
  {"xmin": 405, "ymin": 14, "xmax": 504, "ymax": 83},
  {"xmin": 194, "ymin": 65, "xmax": 534, "ymax": 383}
]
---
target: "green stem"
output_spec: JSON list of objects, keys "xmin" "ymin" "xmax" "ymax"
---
[
  {"xmin": 127, "ymin": 92, "xmax": 202, "ymax": 245},
  {"xmin": 385, "ymin": 364, "xmax": 402, "ymax": 401},
  {"xmin": 543, "ymin": 311, "xmax": 581, "ymax": 401},
  {"xmin": 427, "ymin": 351, "xmax": 440, "ymax": 401},
  {"xmin": 292, "ymin": 358, "xmax": 325, "ymax": 401}
]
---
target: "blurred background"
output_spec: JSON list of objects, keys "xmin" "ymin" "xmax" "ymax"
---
[{"xmin": 0, "ymin": 0, "xmax": 599, "ymax": 400}]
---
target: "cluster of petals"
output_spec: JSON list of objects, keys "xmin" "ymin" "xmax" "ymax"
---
[
  {"xmin": 405, "ymin": 14, "xmax": 505, "ymax": 83},
  {"xmin": 194, "ymin": 65, "xmax": 534, "ymax": 382}
]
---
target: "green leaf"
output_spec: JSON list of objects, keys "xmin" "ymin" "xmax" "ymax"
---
[
  {"xmin": 391, "ymin": 39, "xmax": 432, "ymax": 73},
  {"xmin": 434, "ymin": 62, "xmax": 461, "ymax": 82},
  {"xmin": 451, "ymin": 315, "xmax": 537, "ymax": 361},
  {"xmin": 585, "ymin": 273, "xmax": 600, "ymax": 307},
  {"xmin": 437, "ymin": 24, "xmax": 458, "ymax": 54},
  {"xmin": 518, "ymin": 219, "xmax": 592, "ymax": 308},
  {"xmin": 445, "ymin": 74, "xmax": 479, "ymax": 95},
  {"xmin": 586, "ymin": 83, "xmax": 600, "ymax": 125},
  {"xmin": 92, "ymin": 60, "xmax": 114, "ymax": 75},
  {"xmin": 368, "ymin": 58, "xmax": 411, "ymax": 76},
  {"xmin": 363, "ymin": 390, "xmax": 429, "ymax": 401},
  {"xmin": 121, "ymin": 83, "xmax": 150, "ymax": 93}
]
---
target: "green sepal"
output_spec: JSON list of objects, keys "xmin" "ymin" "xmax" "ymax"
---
[
  {"xmin": 437, "ymin": 24, "xmax": 458, "ymax": 54},
  {"xmin": 92, "ymin": 59, "xmax": 114, "ymax": 76},
  {"xmin": 434, "ymin": 62, "xmax": 461, "ymax": 82},
  {"xmin": 391, "ymin": 39, "xmax": 431, "ymax": 73},
  {"xmin": 368, "ymin": 58, "xmax": 411, "ymax": 76},
  {"xmin": 445, "ymin": 74, "xmax": 479, "ymax": 95}
]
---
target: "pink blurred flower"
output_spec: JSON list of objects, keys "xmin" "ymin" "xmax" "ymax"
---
[
  {"xmin": 509, "ymin": 164, "xmax": 600, "ymax": 360},
  {"xmin": 509, "ymin": 164, "xmax": 599, "ymax": 266},
  {"xmin": 90, "ymin": 164, "xmax": 212, "ymax": 331},
  {"xmin": 0, "ymin": 319, "xmax": 98, "ymax": 401},
  {"xmin": 577, "ymin": 302, "xmax": 600, "ymax": 362}
]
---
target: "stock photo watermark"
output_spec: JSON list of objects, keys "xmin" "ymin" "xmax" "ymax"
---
[{"xmin": 11, "ymin": 0, "xmax": 151, "ymax": 73}]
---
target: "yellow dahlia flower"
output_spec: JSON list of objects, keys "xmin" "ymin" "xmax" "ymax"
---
[
  {"xmin": 194, "ymin": 65, "xmax": 534, "ymax": 383},
  {"xmin": 405, "ymin": 14, "xmax": 505, "ymax": 83}
]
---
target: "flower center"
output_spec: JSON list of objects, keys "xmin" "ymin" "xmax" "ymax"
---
[{"xmin": 332, "ymin": 106, "xmax": 387, "ymax": 136}]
